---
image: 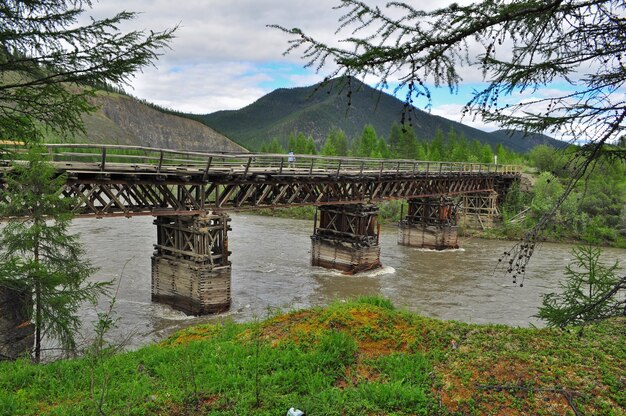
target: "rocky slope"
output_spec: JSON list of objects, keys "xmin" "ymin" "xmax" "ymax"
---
[{"xmin": 78, "ymin": 92, "xmax": 246, "ymax": 153}]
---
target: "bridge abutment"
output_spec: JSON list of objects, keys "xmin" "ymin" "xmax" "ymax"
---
[
  {"xmin": 151, "ymin": 213, "xmax": 231, "ymax": 315},
  {"xmin": 398, "ymin": 197, "xmax": 459, "ymax": 250},
  {"xmin": 311, "ymin": 204, "xmax": 382, "ymax": 274}
]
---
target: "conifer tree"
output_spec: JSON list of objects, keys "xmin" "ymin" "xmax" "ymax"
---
[
  {"xmin": 397, "ymin": 126, "xmax": 419, "ymax": 160},
  {"xmin": 305, "ymin": 136, "xmax": 317, "ymax": 155},
  {"xmin": 321, "ymin": 135, "xmax": 337, "ymax": 156},
  {"xmin": 481, "ymin": 143, "xmax": 495, "ymax": 164},
  {"xmin": 358, "ymin": 124, "xmax": 378, "ymax": 157},
  {"xmin": 388, "ymin": 123, "xmax": 402, "ymax": 157},
  {"xmin": 334, "ymin": 130, "xmax": 349, "ymax": 156},
  {"xmin": 428, "ymin": 129, "xmax": 445, "ymax": 161},
  {"xmin": 324, "ymin": 127, "xmax": 349, "ymax": 156},
  {"xmin": 537, "ymin": 246, "xmax": 625, "ymax": 331},
  {"xmin": 287, "ymin": 133, "xmax": 297, "ymax": 153},
  {"xmin": 0, "ymin": 0, "xmax": 176, "ymax": 143},
  {"xmin": 266, "ymin": 138, "xmax": 285, "ymax": 154},
  {"xmin": 376, "ymin": 136, "xmax": 390, "ymax": 159},
  {"xmin": 0, "ymin": 143, "xmax": 107, "ymax": 362},
  {"xmin": 0, "ymin": 0, "xmax": 175, "ymax": 360},
  {"xmin": 444, "ymin": 129, "xmax": 458, "ymax": 160}
]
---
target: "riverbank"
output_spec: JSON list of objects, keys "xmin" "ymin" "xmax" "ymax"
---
[
  {"xmin": 1, "ymin": 297, "xmax": 624, "ymax": 415},
  {"xmin": 252, "ymin": 202, "xmax": 626, "ymax": 249}
]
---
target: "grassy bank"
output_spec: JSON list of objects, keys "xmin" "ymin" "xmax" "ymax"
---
[
  {"xmin": 247, "ymin": 201, "xmax": 626, "ymax": 248},
  {"xmin": 253, "ymin": 200, "xmax": 407, "ymax": 224},
  {"xmin": 1, "ymin": 298, "xmax": 624, "ymax": 415}
]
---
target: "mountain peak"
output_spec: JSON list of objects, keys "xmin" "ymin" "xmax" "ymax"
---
[{"xmin": 198, "ymin": 79, "xmax": 564, "ymax": 153}]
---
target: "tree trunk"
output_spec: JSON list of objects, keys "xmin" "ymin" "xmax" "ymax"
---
[
  {"xmin": 34, "ymin": 279, "xmax": 41, "ymax": 363},
  {"xmin": 34, "ymin": 240, "xmax": 41, "ymax": 363},
  {"xmin": 0, "ymin": 284, "xmax": 34, "ymax": 361}
]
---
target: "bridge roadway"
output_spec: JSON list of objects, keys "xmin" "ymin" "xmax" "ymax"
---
[{"xmin": 0, "ymin": 144, "xmax": 521, "ymax": 218}]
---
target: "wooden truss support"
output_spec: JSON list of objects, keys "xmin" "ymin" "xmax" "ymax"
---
[
  {"xmin": 311, "ymin": 204, "xmax": 382, "ymax": 274},
  {"xmin": 151, "ymin": 213, "xmax": 232, "ymax": 315},
  {"xmin": 458, "ymin": 191, "xmax": 500, "ymax": 229},
  {"xmin": 1, "ymin": 172, "xmax": 502, "ymax": 218},
  {"xmin": 398, "ymin": 197, "xmax": 459, "ymax": 250},
  {"xmin": 403, "ymin": 196, "xmax": 457, "ymax": 226}
]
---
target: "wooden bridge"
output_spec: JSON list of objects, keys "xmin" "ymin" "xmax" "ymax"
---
[{"xmin": 0, "ymin": 144, "xmax": 522, "ymax": 315}]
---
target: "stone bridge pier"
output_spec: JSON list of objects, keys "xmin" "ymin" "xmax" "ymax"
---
[
  {"xmin": 151, "ymin": 213, "xmax": 231, "ymax": 315},
  {"xmin": 397, "ymin": 197, "xmax": 459, "ymax": 250},
  {"xmin": 311, "ymin": 204, "xmax": 382, "ymax": 274}
]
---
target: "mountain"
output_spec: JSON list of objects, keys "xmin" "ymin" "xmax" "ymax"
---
[
  {"xmin": 75, "ymin": 92, "xmax": 246, "ymax": 153},
  {"xmin": 491, "ymin": 129, "xmax": 568, "ymax": 150},
  {"xmin": 199, "ymin": 77, "xmax": 565, "ymax": 153}
]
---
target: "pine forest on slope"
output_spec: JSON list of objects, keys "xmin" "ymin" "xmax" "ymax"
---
[{"xmin": 199, "ymin": 77, "xmax": 565, "ymax": 153}]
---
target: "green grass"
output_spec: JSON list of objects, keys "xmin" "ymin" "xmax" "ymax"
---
[
  {"xmin": 0, "ymin": 298, "xmax": 624, "ymax": 415},
  {"xmin": 252, "ymin": 200, "xmax": 407, "ymax": 224}
]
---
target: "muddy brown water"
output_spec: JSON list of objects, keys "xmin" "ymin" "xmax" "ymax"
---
[{"xmin": 70, "ymin": 214, "xmax": 625, "ymax": 350}]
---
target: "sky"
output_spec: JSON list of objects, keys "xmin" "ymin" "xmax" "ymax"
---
[{"xmin": 82, "ymin": 0, "xmax": 554, "ymax": 134}]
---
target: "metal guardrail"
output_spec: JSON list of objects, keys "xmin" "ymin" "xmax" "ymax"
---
[{"xmin": 2, "ymin": 143, "xmax": 523, "ymax": 177}]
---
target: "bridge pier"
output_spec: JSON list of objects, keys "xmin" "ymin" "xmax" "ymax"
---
[
  {"xmin": 398, "ymin": 197, "xmax": 459, "ymax": 250},
  {"xmin": 151, "ymin": 213, "xmax": 231, "ymax": 315},
  {"xmin": 458, "ymin": 191, "xmax": 499, "ymax": 229},
  {"xmin": 311, "ymin": 204, "xmax": 382, "ymax": 274}
]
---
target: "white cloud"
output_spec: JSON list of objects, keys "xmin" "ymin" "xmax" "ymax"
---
[
  {"xmin": 429, "ymin": 103, "xmax": 501, "ymax": 132},
  {"xmin": 80, "ymin": 0, "xmax": 620, "ymax": 145},
  {"xmin": 84, "ymin": 0, "xmax": 485, "ymax": 113},
  {"xmin": 128, "ymin": 62, "xmax": 275, "ymax": 113},
  {"xmin": 84, "ymin": 0, "xmax": 364, "ymax": 112}
]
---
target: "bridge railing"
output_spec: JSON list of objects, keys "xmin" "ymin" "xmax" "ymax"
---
[{"xmin": 2, "ymin": 144, "xmax": 523, "ymax": 176}]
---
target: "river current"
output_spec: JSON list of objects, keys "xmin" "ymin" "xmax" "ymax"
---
[{"xmin": 70, "ymin": 214, "xmax": 625, "ymax": 350}]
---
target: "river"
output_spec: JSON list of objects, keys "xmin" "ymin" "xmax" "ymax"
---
[{"xmin": 71, "ymin": 214, "xmax": 625, "ymax": 350}]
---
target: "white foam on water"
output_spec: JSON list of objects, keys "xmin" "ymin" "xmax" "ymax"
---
[
  {"xmin": 151, "ymin": 304, "xmax": 197, "ymax": 321},
  {"xmin": 363, "ymin": 265, "xmax": 396, "ymax": 277},
  {"xmin": 316, "ymin": 265, "xmax": 396, "ymax": 278},
  {"xmin": 412, "ymin": 247, "xmax": 466, "ymax": 253}
]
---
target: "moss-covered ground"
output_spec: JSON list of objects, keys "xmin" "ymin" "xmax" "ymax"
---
[{"xmin": 1, "ymin": 297, "xmax": 624, "ymax": 415}]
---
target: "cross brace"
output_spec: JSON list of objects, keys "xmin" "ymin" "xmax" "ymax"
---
[{"xmin": 14, "ymin": 173, "xmax": 502, "ymax": 218}]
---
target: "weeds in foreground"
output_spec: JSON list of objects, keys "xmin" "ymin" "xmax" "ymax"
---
[
  {"xmin": 85, "ymin": 260, "xmax": 131, "ymax": 415},
  {"xmin": 0, "ymin": 297, "xmax": 623, "ymax": 415}
]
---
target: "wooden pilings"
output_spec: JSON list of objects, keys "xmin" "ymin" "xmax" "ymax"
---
[
  {"xmin": 311, "ymin": 204, "xmax": 382, "ymax": 273},
  {"xmin": 398, "ymin": 197, "xmax": 459, "ymax": 250},
  {"xmin": 151, "ymin": 213, "xmax": 231, "ymax": 315},
  {"xmin": 457, "ymin": 191, "xmax": 500, "ymax": 229}
]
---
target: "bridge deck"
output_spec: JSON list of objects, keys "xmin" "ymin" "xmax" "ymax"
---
[{"xmin": 0, "ymin": 144, "xmax": 522, "ymax": 218}]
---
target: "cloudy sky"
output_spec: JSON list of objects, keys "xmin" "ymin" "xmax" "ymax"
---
[{"xmin": 83, "ymin": 0, "xmax": 536, "ymax": 132}]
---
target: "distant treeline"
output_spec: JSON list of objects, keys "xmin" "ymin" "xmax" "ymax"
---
[
  {"xmin": 260, "ymin": 124, "xmax": 524, "ymax": 165},
  {"xmin": 261, "ymin": 125, "xmax": 626, "ymax": 247}
]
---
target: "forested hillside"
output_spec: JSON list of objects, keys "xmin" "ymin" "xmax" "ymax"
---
[{"xmin": 199, "ymin": 77, "xmax": 566, "ymax": 152}]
